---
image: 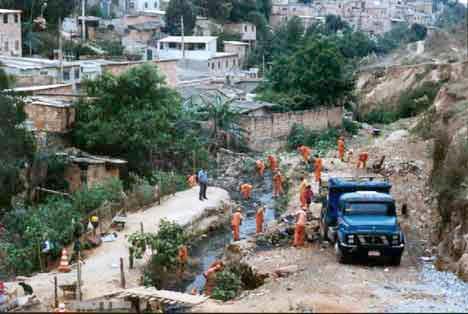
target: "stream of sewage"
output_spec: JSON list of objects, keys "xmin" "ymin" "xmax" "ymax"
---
[{"xmin": 184, "ymin": 170, "xmax": 277, "ymax": 294}]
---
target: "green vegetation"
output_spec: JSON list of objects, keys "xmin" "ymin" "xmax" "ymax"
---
[
  {"xmin": 0, "ymin": 69, "xmax": 36, "ymax": 211},
  {"xmin": 287, "ymin": 124, "xmax": 340, "ymax": 155},
  {"xmin": 362, "ymin": 82, "xmax": 442, "ymax": 124},
  {"xmin": 212, "ymin": 268, "xmax": 243, "ymax": 301},
  {"xmin": 130, "ymin": 220, "xmax": 188, "ymax": 288},
  {"xmin": 374, "ymin": 23, "xmax": 428, "ymax": 54},
  {"xmin": 258, "ymin": 35, "xmax": 355, "ymax": 111},
  {"xmin": 72, "ymin": 64, "xmax": 182, "ymax": 175},
  {"xmin": 0, "ymin": 178, "xmax": 123, "ymax": 275},
  {"xmin": 165, "ymin": 0, "xmax": 197, "ymax": 35},
  {"xmin": 431, "ymin": 129, "xmax": 468, "ymax": 226},
  {"xmin": 436, "ymin": 1, "xmax": 467, "ymax": 28}
]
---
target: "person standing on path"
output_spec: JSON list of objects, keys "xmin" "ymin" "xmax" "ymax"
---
[
  {"xmin": 314, "ymin": 155, "xmax": 323, "ymax": 184},
  {"xmin": 240, "ymin": 183, "xmax": 253, "ymax": 199},
  {"xmin": 338, "ymin": 136, "xmax": 345, "ymax": 161},
  {"xmin": 198, "ymin": 169, "xmax": 208, "ymax": 201},
  {"xmin": 293, "ymin": 208, "xmax": 307, "ymax": 247},
  {"xmin": 298, "ymin": 145, "xmax": 312, "ymax": 164},
  {"xmin": 256, "ymin": 160, "xmax": 265, "ymax": 177},
  {"xmin": 267, "ymin": 155, "xmax": 278, "ymax": 172}
]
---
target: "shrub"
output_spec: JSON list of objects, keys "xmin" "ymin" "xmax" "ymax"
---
[
  {"xmin": 397, "ymin": 81, "xmax": 441, "ymax": 118},
  {"xmin": 149, "ymin": 171, "xmax": 188, "ymax": 196},
  {"xmin": 362, "ymin": 109, "xmax": 399, "ymax": 124},
  {"xmin": 212, "ymin": 269, "xmax": 243, "ymax": 301},
  {"xmin": 342, "ymin": 118, "xmax": 359, "ymax": 135},
  {"xmin": 72, "ymin": 178, "xmax": 123, "ymax": 214},
  {"xmin": 287, "ymin": 123, "xmax": 340, "ymax": 154}
]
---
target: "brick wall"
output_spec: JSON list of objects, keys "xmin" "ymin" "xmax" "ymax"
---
[
  {"xmin": 65, "ymin": 163, "xmax": 120, "ymax": 193},
  {"xmin": 102, "ymin": 59, "xmax": 177, "ymax": 87},
  {"xmin": 24, "ymin": 103, "xmax": 75, "ymax": 133},
  {"xmin": 240, "ymin": 106, "xmax": 343, "ymax": 151}
]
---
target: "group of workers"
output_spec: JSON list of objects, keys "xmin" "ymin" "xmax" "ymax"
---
[{"xmin": 181, "ymin": 135, "xmax": 371, "ymax": 295}]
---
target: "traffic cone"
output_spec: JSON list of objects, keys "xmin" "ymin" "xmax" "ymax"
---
[{"xmin": 57, "ymin": 248, "xmax": 71, "ymax": 273}]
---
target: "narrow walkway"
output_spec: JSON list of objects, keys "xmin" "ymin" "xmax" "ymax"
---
[{"xmin": 15, "ymin": 187, "xmax": 230, "ymax": 307}]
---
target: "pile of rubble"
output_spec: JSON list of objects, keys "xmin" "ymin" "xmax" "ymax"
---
[{"xmin": 379, "ymin": 159, "xmax": 425, "ymax": 178}]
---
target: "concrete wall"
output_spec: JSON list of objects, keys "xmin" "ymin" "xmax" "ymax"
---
[
  {"xmin": 208, "ymin": 55, "xmax": 239, "ymax": 76},
  {"xmin": 240, "ymin": 106, "xmax": 343, "ymax": 151},
  {"xmin": 225, "ymin": 23, "xmax": 256, "ymax": 42},
  {"xmin": 224, "ymin": 43, "xmax": 248, "ymax": 65},
  {"xmin": 0, "ymin": 11, "xmax": 22, "ymax": 56},
  {"xmin": 24, "ymin": 103, "xmax": 75, "ymax": 133}
]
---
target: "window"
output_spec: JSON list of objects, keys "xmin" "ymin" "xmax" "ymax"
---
[
  {"xmin": 211, "ymin": 62, "xmax": 214, "ymax": 70},
  {"xmin": 4, "ymin": 41, "xmax": 8, "ymax": 51},
  {"xmin": 15, "ymin": 40, "xmax": 19, "ymax": 50},
  {"xmin": 144, "ymin": 2, "xmax": 148, "ymax": 8},
  {"xmin": 225, "ymin": 60, "xmax": 228, "ymax": 68},
  {"xmin": 169, "ymin": 42, "xmax": 178, "ymax": 49},
  {"xmin": 14, "ymin": 14, "xmax": 18, "ymax": 23},
  {"xmin": 218, "ymin": 61, "xmax": 220, "ymax": 69},
  {"xmin": 40, "ymin": 70, "xmax": 48, "ymax": 75},
  {"xmin": 343, "ymin": 203, "xmax": 395, "ymax": 217},
  {"xmin": 244, "ymin": 25, "xmax": 247, "ymax": 32},
  {"xmin": 63, "ymin": 69, "xmax": 71, "ymax": 81},
  {"xmin": 3, "ymin": 14, "xmax": 8, "ymax": 24},
  {"xmin": 251, "ymin": 25, "xmax": 254, "ymax": 31},
  {"xmin": 74, "ymin": 68, "xmax": 80, "ymax": 80},
  {"xmin": 154, "ymin": 1, "xmax": 158, "ymax": 8}
]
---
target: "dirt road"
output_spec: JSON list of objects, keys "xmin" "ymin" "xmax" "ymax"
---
[{"xmin": 11, "ymin": 186, "xmax": 230, "ymax": 309}]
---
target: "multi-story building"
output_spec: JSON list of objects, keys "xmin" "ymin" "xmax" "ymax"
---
[
  {"xmin": 224, "ymin": 22, "xmax": 257, "ymax": 47},
  {"xmin": 0, "ymin": 9, "xmax": 22, "ymax": 57}
]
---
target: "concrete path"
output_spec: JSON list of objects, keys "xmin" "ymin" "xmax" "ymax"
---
[{"xmin": 14, "ymin": 186, "xmax": 230, "ymax": 308}]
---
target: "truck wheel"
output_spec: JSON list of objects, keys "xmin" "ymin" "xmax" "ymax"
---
[
  {"xmin": 390, "ymin": 254, "xmax": 402, "ymax": 266},
  {"xmin": 335, "ymin": 243, "xmax": 348, "ymax": 264}
]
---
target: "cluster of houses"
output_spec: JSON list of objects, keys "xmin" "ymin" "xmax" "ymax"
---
[{"xmin": 271, "ymin": 0, "xmax": 437, "ymax": 35}]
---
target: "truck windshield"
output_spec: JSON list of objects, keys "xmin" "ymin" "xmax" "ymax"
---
[{"xmin": 344, "ymin": 203, "xmax": 394, "ymax": 216}]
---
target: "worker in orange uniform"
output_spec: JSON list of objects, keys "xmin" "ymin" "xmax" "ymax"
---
[
  {"xmin": 231, "ymin": 208, "xmax": 244, "ymax": 241},
  {"xmin": 240, "ymin": 183, "xmax": 253, "ymax": 199},
  {"xmin": 298, "ymin": 145, "xmax": 312, "ymax": 164},
  {"xmin": 314, "ymin": 155, "xmax": 323, "ymax": 183},
  {"xmin": 299, "ymin": 177, "xmax": 309, "ymax": 209},
  {"xmin": 267, "ymin": 155, "xmax": 278, "ymax": 172},
  {"xmin": 255, "ymin": 160, "xmax": 265, "ymax": 177},
  {"xmin": 337, "ymin": 136, "xmax": 345, "ymax": 161},
  {"xmin": 272, "ymin": 170, "xmax": 284, "ymax": 197},
  {"xmin": 177, "ymin": 244, "xmax": 189, "ymax": 275},
  {"xmin": 304, "ymin": 185, "xmax": 313, "ymax": 210},
  {"xmin": 187, "ymin": 174, "xmax": 197, "ymax": 188},
  {"xmin": 293, "ymin": 208, "xmax": 307, "ymax": 247},
  {"xmin": 357, "ymin": 151, "xmax": 369, "ymax": 169},
  {"xmin": 203, "ymin": 261, "xmax": 224, "ymax": 296},
  {"xmin": 256, "ymin": 206, "xmax": 265, "ymax": 234}
]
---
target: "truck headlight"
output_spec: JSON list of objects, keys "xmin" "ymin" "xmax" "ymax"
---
[
  {"xmin": 347, "ymin": 234, "xmax": 355, "ymax": 244},
  {"xmin": 392, "ymin": 234, "xmax": 399, "ymax": 245}
]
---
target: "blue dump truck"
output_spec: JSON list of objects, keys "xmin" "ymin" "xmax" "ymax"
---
[{"xmin": 319, "ymin": 177, "xmax": 405, "ymax": 265}]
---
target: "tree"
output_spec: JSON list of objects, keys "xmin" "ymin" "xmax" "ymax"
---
[
  {"xmin": 0, "ymin": 69, "xmax": 36, "ymax": 211},
  {"xmin": 263, "ymin": 36, "xmax": 355, "ymax": 110},
  {"xmin": 165, "ymin": 0, "xmax": 196, "ymax": 35},
  {"xmin": 324, "ymin": 14, "xmax": 351, "ymax": 34},
  {"xmin": 72, "ymin": 64, "xmax": 181, "ymax": 174},
  {"xmin": 409, "ymin": 23, "xmax": 428, "ymax": 42}
]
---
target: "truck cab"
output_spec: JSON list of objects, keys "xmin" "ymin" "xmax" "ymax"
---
[{"xmin": 319, "ymin": 177, "xmax": 405, "ymax": 265}]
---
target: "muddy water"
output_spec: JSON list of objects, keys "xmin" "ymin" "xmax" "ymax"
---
[{"xmin": 184, "ymin": 171, "xmax": 277, "ymax": 294}]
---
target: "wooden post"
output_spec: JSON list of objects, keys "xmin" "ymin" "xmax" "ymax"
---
[
  {"xmin": 54, "ymin": 276, "xmax": 58, "ymax": 308},
  {"xmin": 158, "ymin": 176, "xmax": 162, "ymax": 205},
  {"xmin": 120, "ymin": 257, "xmax": 126, "ymax": 288},
  {"xmin": 192, "ymin": 150, "xmax": 196, "ymax": 174},
  {"xmin": 98, "ymin": 207, "xmax": 103, "ymax": 236},
  {"xmin": 140, "ymin": 222, "xmax": 144, "ymax": 234},
  {"xmin": 77, "ymin": 251, "xmax": 82, "ymax": 301},
  {"xmin": 129, "ymin": 248, "xmax": 134, "ymax": 270}
]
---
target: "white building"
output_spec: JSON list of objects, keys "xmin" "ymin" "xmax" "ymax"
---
[
  {"xmin": 126, "ymin": 0, "xmax": 161, "ymax": 13},
  {"xmin": 0, "ymin": 9, "xmax": 22, "ymax": 57},
  {"xmin": 157, "ymin": 36, "xmax": 218, "ymax": 60}
]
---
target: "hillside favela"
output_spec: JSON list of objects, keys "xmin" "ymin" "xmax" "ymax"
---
[{"xmin": 0, "ymin": 0, "xmax": 468, "ymax": 312}]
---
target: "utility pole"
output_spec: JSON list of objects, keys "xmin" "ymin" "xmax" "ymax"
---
[
  {"xmin": 58, "ymin": 17, "xmax": 63, "ymax": 83},
  {"xmin": 181, "ymin": 15, "xmax": 185, "ymax": 62},
  {"xmin": 29, "ymin": 0, "xmax": 35, "ymax": 56},
  {"xmin": 81, "ymin": 0, "xmax": 86, "ymax": 42}
]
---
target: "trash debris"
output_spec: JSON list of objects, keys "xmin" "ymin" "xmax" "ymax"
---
[{"xmin": 102, "ymin": 233, "xmax": 118, "ymax": 242}]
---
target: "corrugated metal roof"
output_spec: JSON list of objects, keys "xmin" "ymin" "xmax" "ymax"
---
[
  {"xmin": 0, "ymin": 9, "xmax": 22, "ymax": 13},
  {"xmin": 26, "ymin": 96, "xmax": 73, "ymax": 108}
]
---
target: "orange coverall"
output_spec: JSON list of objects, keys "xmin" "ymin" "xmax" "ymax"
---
[
  {"xmin": 188, "ymin": 175, "xmax": 197, "ymax": 187},
  {"xmin": 298, "ymin": 145, "xmax": 312, "ymax": 164},
  {"xmin": 293, "ymin": 209, "xmax": 307, "ymax": 247},
  {"xmin": 273, "ymin": 173, "xmax": 284, "ymax": 197},
  {"xmin": 314, "ymin": 158, "xmax": 323, "ymax": 183},
  {"xmin": 299, "ymin": 178, "xmax": 309, "ymax": 209},
  {"xmin": 256, "ymin": 160, "xmax": 265, "ymax": 177},
  {"xmin": 357, "ymin": 152, "xmax": 369, "ymax": 169},
  {"xmin": 338, "ymin": 139, "xmax": 345, "ymax": 161},
  {"xmin": 268, "ymin": 155, "xmax": 278, "ymax": 172},
  {"xmin": 231, "ymin": 211, "xmax": 243, "ymax": 241},
  {"xmin": 204, "ymin": 262, "xmax": 223, "ymax": 296},
  {"xmin": 178, "ymin": 245, "xmax": 188, "ymax": 264},
  {"xmin": 256, "ymin": 207, "xmax": 265, "ymax": 234},
  {"xmin": 240, "ymin": 183, "xmax": 253, "ymax": 199}
]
